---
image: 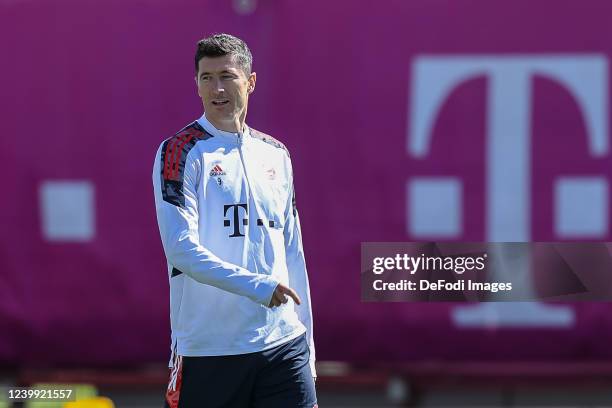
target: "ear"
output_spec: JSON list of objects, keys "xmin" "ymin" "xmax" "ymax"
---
[
  {"xmin": 195, "ymin": 75, "xmax": 201, "ymax": 97},
  {"xmin": 248, "ymin": 72, "xmax": 256, "ymax": 94}
]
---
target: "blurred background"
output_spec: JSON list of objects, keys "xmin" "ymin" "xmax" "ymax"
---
[{"xmin": 3, "ymin": 0, "xmax": 612, "ymax": 406}]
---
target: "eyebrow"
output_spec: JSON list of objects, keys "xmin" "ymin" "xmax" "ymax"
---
[{"xmin": 200, "ymin": 70, "xmax": 237, "ymax": 76}]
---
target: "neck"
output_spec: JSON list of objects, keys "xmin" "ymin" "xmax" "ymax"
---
[{"xmin": 205, "ymin": 111, "xmax": 247, "ymax": 133}]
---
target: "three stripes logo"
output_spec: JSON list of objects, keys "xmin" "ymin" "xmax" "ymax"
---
[
  {"xmin": 163, "ymin": 130, "xmax": 199, "ymax": 181},
  {"xmin": 210, "ymin": 164, "xmax": 227, "ymax": 177}
]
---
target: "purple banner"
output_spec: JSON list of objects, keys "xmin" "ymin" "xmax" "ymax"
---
[{"xmin": 3, "ymin": 0, "xmax": 612, "ymax": 367}]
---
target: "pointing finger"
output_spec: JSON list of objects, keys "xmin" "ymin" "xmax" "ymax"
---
[{"xmin": 284, "ymin": 287, "xmax": 301, "ymax": 305}]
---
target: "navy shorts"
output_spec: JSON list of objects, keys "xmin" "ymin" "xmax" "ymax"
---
[{"xmin": 164, "ymin": 333, "xmax": 317, "ymax": 408}]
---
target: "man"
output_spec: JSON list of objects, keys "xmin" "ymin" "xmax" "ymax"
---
[{"xmin": 153, "ymin": 33, "xmax": 317, "ymax": 408}]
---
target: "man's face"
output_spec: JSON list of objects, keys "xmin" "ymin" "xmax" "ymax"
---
[{"xmin": 196, "ymin": 55, "xmax": 255, "ymax": 131}]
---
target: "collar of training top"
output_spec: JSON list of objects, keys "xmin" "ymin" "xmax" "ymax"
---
[{"xmin": 197, "ymin": 113, "xmax": 251, "ymax": 144}]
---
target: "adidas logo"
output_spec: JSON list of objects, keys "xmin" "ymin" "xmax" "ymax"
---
[{"xmin": 210, "ymin": 164, "xmax": 226, "ymax": 177}]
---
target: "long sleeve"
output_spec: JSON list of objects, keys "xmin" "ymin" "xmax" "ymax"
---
[
  {"xmin": 153, "ymin": 142, "xmax": 278, "ymax": 306},
  {"xmin": 284, "ymin": 165, "xmax": 316, "ymax": 377}
]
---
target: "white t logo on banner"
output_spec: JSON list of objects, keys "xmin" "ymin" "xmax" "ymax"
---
[
  {"xmin": 407, "ymin": 55, "xmax": 609, "ymax": 327},
  {"xmin": 40, "ymin": 181, "xmax": 96, "ymax": 242},
  {"xmin": 408, "ymin": 55, "xmax": 609, "ymax": 240}
]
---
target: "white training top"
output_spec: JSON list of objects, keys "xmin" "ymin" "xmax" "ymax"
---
[{"xmin": 152, "ymin": 114, "xmax": 315, "ymax": 376}]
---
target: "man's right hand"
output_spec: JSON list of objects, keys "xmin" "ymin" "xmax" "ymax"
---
[{"xmin": 269, "ymin": 283, "xmax": 301, "ymax": 307}]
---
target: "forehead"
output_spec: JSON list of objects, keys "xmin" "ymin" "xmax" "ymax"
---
[{"xmin": 197, "ymin": 55, "xmax": 244, "ymax": 75}]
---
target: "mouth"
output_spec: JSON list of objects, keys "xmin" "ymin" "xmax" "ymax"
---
[{"xmin": 212, "ymin": 99, "xmax": 229, "ymax": 106}]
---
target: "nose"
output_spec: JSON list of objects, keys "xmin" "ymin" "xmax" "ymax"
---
[{"xmin": 212, "ymin": 77, "xmax": 225, "ymax": 94}]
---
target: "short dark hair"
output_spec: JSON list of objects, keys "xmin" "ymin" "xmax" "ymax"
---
[{"xmin": 195, "ymin": 33, "xmax": 253, "ymax": 75}]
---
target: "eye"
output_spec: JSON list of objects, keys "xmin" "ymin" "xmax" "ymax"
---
[
  {"xmin": 200, "ymin": 75, "xmax": 211, "ymax": 81},
  {"xmin": 221, "ymin": 74, "xmax": 234, "ymax": 80}
]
